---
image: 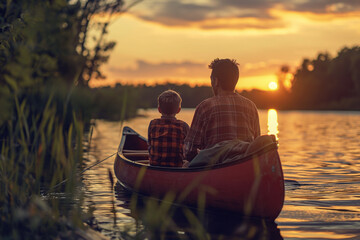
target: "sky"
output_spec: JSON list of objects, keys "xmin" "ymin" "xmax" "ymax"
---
[{"xmin": 90, "ymin": 0, "xmax": 360, "ymax": 91}]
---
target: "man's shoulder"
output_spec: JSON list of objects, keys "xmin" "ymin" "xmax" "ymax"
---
[
  {"xmin": 196, "ymin": 96, "xmax": 217, "ymax": 109},
  {"xmin": 197, "ymin": 94, "xmax": 256, "ymax": 107},
  {"xmin": 234, "ymin": 93, "xmax": 258, "ymax": 107},
  {"xmin": 195, "ymin": 94, "xmax": 258, "ymax": 116}
]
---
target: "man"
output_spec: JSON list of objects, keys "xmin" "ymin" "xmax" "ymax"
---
[{"xmin": 184, "ymin": 58, "xmax": 261, "ymax": 162}]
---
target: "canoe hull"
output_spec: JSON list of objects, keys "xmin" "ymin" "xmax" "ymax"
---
[{"xmin": 114, "ymin": 127, "xmax": 284, "ymax": 220}]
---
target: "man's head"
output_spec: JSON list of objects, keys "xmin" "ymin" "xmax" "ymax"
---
[
  {"xmin": 158, "ymin": 90, "xmax": 182, "ymax": 115},
  {"xmin": 209, "ymin": 58, "xmax": 239, "ymax": 92}
]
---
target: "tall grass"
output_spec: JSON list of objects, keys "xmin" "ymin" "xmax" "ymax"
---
[
  {"xmin": 121, "ymin": 189, "xmax": 281, "ymax": 240},
  {"xmin": 0, "ymin": 94, "xmax": 91, "ymax": 239}
]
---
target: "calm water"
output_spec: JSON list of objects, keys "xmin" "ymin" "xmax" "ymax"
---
[{"xmin": 83, "ymin": 109, "xmax": 360, "ymax": 239}]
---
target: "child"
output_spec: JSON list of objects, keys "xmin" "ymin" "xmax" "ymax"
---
[{"xmin": 148, "ymin": 90, "xmax": 189, "ymax": 167}]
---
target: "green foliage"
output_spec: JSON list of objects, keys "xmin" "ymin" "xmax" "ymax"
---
[
  {"xmin": 0, "ymin": 0, "xmax": 140, "ymax": 238},
  {"xmin": 0, "ymin": 87, "xmax": 12, "ymax": 126},
  {"xmin": 0, "ymin": 95, "xmax": 90, "ymax": 239},
  {"xmin": 0, "ymin": 0, "xmax": 83, "ymax": 91},
  {"xmin": 0, "ymin": 0, "xmax": 138, "ymax": 89},
  {"xmin": 90, "ymin": 85, "xmax": 140, "ymax": 120}
]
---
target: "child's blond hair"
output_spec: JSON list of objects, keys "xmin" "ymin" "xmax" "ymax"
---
[{"xmin": 158, "ymin": 90, "xmax": 182, "ymax": 115}]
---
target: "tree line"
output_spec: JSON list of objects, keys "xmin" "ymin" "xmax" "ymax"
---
[{"xmin": 289, "ymin": 46, "xmax": 360, "ymax": 110}]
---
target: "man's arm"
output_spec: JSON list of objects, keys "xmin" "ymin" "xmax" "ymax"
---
[
  {"xmin": 183, "ymin": 142, "xmax": 198, "ymax": 162},
  {"xmin": 184, "ymin": 106, "xmax": 204, "ymax": 161}
]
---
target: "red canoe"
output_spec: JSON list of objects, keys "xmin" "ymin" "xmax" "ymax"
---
[{"xmin": 114, "ymin": 126, "xmax": 284, "ymax": 220}]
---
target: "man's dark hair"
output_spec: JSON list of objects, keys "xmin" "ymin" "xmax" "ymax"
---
[
  {"xmin": 158, "ymin": 90, "xmax": 182, "ymax": 115},
  {"xmin": 208, "ymin": 58, "xmax": 239, "ymax": 91}
]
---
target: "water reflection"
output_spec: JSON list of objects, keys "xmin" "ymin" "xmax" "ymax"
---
[
  {"xmin": 83, "ymin": 109, "xmax": 360, "ymax": 239},
  {"xmin": 114, "ymin": 183, "xmax": 283, "ymax": 240},
  {"xmin": 267, "ymin": 109, "xmax": 279, "ymax": 141}
]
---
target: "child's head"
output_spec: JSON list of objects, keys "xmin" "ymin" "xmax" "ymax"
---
[{"xmin": 158, "ymin": 90, "xmax": 182, "ymax": 116}]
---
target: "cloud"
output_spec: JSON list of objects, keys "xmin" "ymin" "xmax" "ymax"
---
[
  {"xmin": 287, "ymin": 0, "xmax": 360, "ymax": 13},
  {"xmin": 91, "ymin": 59, "xmax": 293, "ymax": 89},
  {"xmin": 129, "ymin": 0, "xmax": 360, "ymax": 29},
  {"xmin": 106, "ymin": 59, "xmax": 286, "ymax": 81},
  {"xmin": 107, "ymin": 60, "xmax": 209, "ymax": 79}
]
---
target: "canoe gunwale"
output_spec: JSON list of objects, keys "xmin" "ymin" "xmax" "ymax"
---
[{"xmin": 114, "ymin": 126, "xmax": 285, "ymax": 219}]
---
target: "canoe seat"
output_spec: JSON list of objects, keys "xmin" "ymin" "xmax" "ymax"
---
[
  {"xmin": 136, "ymin": 160, "xmax": 150, "ymax": 165},
  {"xmin": 123, "ymin": 150, "xmax": 149, "ymax": 160}
]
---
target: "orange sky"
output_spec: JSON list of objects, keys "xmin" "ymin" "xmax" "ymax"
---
[{"xmin": 90, "ymin": 0, "xmax": 360, "ymax": 91}]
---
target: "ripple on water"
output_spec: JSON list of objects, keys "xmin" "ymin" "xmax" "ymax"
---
[{"xmin": 82, "ymin": 109, "xmax": 360, "ymax": 239}]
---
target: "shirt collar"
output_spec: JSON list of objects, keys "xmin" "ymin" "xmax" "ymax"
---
[
  {"xmin": 161, "ymin": 115, "xmax": 177, "ymax": 120},
  {"xmin": 216, "ymin": 91, "xmax": 237, "ymax": 97}
]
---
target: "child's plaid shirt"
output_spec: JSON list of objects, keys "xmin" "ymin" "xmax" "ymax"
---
[{"xmin": 148, "ymin": 116, "xmax": 189, "ymax": 167}]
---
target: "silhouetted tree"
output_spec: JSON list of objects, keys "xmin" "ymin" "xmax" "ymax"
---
[
  {"xmin": 290, "ymin": 46, "xmax": 360, "ymax": 109},
  {"xmin": 277, "ymin": 65, "xmax": 289, "ymax": 92},
  {"xmin": 75, "ymin": 0, "xmax": 142, "ymax": 87},
  {"xmin": 351, "ymin": 52, "xmax": 360, "ymax": 96},
  {"xmin": 327, "ymin": 47, "xmax": 359, "ymax": 100},
  {"xmin": 291, "ymin": 53, "xmax": 332, "ymax": 108}
]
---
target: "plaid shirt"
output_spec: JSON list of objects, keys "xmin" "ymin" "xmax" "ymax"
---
[
  {"xmin": 184, "ymin": 93, "xmax": 260, "ymax": 161},
  {"xmin": 148, "ymin": 116, "xmax": 189, "ymax": 167}
]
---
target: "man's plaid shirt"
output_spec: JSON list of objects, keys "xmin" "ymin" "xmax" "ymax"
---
[
  {"xmin": 148, "ymin": 116, "xmax": 189, "ymax": 167},
  {"xmin": 184, "ymin": 93, "xmax": 260, "ymax": 161}
]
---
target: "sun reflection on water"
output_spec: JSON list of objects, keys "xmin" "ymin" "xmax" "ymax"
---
[{"xmin": 267, "ymin": 109, "xmax": 279, "ymax": 140}]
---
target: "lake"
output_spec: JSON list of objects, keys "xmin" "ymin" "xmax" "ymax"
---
[{"xmin": 83, "ymin": 109, "xmax": 360, "ymax": 239}]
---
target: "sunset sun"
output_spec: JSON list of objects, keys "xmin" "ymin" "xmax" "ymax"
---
[{"xmin": 268, "ymin": 81, "xmax": 278, "ymax": 91}]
